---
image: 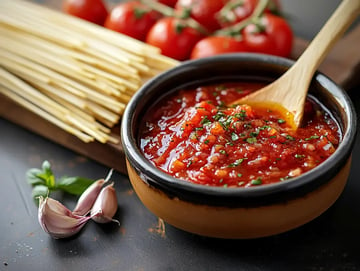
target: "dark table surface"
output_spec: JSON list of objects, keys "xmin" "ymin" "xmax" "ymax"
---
[{"xmin": 1, "ymin": 1, "xmax": 360, "ymax": 271}]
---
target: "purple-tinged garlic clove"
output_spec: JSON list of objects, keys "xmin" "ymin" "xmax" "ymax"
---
[
  {"xmin": 72, "ymin": 169, "xmax": 113, "ymax": 216},
  {"xmin": 38, "ymin": 196, "xmax": 91, "ymax": 239},
  {"xmin": 90, "ymin": 182, "xmax": 119, "ymax": 225},
  {"xmin": 72, "ymin": 179, "xmax": 106, "ymax": 216}
]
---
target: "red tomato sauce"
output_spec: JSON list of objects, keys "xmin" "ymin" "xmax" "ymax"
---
[{"xmin": 139, "ymin": 82, "xmax": 341, "ymax": 187}]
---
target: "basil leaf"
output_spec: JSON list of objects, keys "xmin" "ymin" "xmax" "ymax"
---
[
  {"xmin": 32, "ymin": 185, "xmax": 49, "ymax": 206},
  {"xmin": 26, "ymin": 168, "xmax": 45, "ymax": 185},
  {"xmin": 57, "ymin": 176, "xmax": 94, "ymax": 195},
  {"xmin": 41, "ymin": 160, "xmax": 56, "ymax": 188}
]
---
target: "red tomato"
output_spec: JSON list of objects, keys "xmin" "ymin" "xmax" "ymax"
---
[
  {"xmin": 104, "ymin": 1, "xmax": 162, "ymax": 41},
  {"xmin": 175, "ymin": 0, "xmax": 228, "ymax": 32},
  {"xmin": 218, "ymin": 0, "xmax": 281, "ymax": 27},
  {"xmin": 146, "ymin": 17, "xmax": 205, "ymax": 60},
  {"xmin": 63, "ymin": 0, "xmax": 108, "ymax": 25},
  {"xmin": 156, "ymin": 0, "xmax": 178, "ymax": 8},
  {"xmin": 243, "ymin": 13, "xmax": 293, "ymax": 57},
  {"xmin": 190, "ymin": 36, "xmax": 248, "ymax": 59}
]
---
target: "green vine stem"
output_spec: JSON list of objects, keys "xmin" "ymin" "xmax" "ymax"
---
[
  {"xmin": 139, "ymin": 0, "xmax": 210, "ymax": 35},
  {"xmin": 215, "ymin": 0, "xmax": 270, "ymax": 37}
]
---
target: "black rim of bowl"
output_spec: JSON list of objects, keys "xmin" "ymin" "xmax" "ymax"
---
[{"xmin": 121, "ymin": 53, "xmax": 357, "ymax": 207}]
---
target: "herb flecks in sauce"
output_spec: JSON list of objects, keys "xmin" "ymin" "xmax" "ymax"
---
[{"xmin": 140, "ymin": 83, "xmax": 341, "ymax": 187}]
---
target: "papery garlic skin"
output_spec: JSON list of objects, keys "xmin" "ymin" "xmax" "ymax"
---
[
  {"xmin": 90, "ymin": 183, "xmax": 119, "ymax": 224},
  {"xmin": 38, "ymin": 196, "xmax": 91, "ymax": 239},
  {"xmin": 72, "ymin": 179, "xmax": 106, "ymax": 216}
]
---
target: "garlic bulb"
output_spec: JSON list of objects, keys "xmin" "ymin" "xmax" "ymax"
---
[
  {"xmin": 90, "ymin": 183, "xmax": 119, "ymax": 224},
  {"xmin": 38, "ymin": 196, "xmax": 91, "ymax": 239}
]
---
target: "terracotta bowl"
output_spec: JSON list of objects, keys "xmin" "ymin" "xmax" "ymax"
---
[{"xmin": 121, "ymin": 54, "xmax": 357, "ymax": 239}]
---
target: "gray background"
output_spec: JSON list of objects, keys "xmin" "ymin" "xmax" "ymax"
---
[{"xmin": 281, "ymin": 0, "xmax": 358, "ymax": 39}]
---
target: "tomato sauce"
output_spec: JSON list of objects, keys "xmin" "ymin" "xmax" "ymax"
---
[{"xmin": 139, "ymin": 82, "xmax": 341, "ymax": 187}]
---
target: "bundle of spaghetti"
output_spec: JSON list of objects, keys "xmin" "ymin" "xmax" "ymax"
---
[{"xmin": 0, "ymin": 0, "xmax": 179, "ymax": 143}]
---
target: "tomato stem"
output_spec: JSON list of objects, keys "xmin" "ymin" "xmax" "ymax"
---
[
  {"xmin": 214, "ymin": 0, "xmax": 270, "ymax": 37},
  {"xmin": 139, "ymin": 0, "xmax": 210, "ymax": 35}
]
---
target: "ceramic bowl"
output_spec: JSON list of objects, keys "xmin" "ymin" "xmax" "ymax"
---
[{"xmin": 121, "ymin": 54, "xmax": 356, "ymax": 239}]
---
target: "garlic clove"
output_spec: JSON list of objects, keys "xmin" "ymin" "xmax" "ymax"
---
[
  {"xmin": 38, "ymin": 196, "xmax": 91, "ymax": 239},
  {"xmin": 72, "ymin": 179, "xmax": 106, "ymax": 216},
  {"xmin": 72, "ymin": 169, "xmax": 114, "ymax": 216},
  {"xmin": 90, "ymin": 182, "xmax": 119, "ymax": 224}
]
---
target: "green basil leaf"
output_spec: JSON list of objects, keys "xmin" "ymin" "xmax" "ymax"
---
[
  {"xmin": 41, "ymin": 160, "xmax": 52, "ymax": 173},
  {"xmin": 36, "ymin": 172, "xmax": 55, "ymax": 189},
  {"xmin": 26, "ymin": 168, "xmax": 45, "ymax": 185},
  {"xmin": 57, "ymin": 176, "xmax": 94, "ymax": 195},
  {"xmin": 32, "ymin": 185, "xmax": 49, "ymax": 206},
  {"xmin": 40, "ymin": 161, "xmax": 56, "ymax": 188}
]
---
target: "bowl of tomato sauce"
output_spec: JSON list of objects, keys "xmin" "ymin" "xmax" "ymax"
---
[{"xmin": 121, "ymin": 53, "xmax": 356, "ymax": 239}]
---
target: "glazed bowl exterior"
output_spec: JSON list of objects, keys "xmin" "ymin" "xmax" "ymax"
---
[{"xmin": 121, "ymin": 53, "xmax": 356, "ymax": 239}]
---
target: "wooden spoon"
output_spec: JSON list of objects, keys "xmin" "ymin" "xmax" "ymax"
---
[{"xmin": 230, "ymin": 0, "xmax": 360, "ymax": 129}]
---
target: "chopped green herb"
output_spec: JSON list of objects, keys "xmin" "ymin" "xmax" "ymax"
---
[
  {"xmin": 280, "ymin": 176, "xmax": 291, "ymax": 181},
  {"xmin": 278, "ymin": 119, "xmax": 286, "ymax": 124},
  {"xmin": 237, "ymin": 173, "xmax": 243, "ymax": 178},
  {"xmin": 246, "ymin": 137, "xmax": 257, "ymax": 144},
  {"xmin": 219, "ymin": 150, "xmax": 227, "ymax": 155},
  {"xmin": 224, "ymin": 116, "xmax": 234, "ymax": 128},
  {"xmin": 200, "ymin": 116, "xmax": 212, "ymax": 125},
  {"xmin": 259, "ymin": 125, "xmax": 270, "ymax": 130},
  {"xmin": 286, "ymin": 135, "xmax": 295, "ymax": 141},
  {"xmin": 204, "ymin": 140, "xmax": 210, "ymax": 144},
  {"xmin": 305, "ymin": 135, "xmax": 320, "ymax": 141},
  {"xmin": 234, "ymin": 110, "xmax": 247, "ymax": 120},
  {"xmin": 190, "ymin": 133, "xmax": 198, "ymax": 140},
  {"xmin": 243, "ymin": 123, "xmax": 252, "ymax": 129},
  {"xmin": 295, "ymin": 154, "xmax": 305, "ymax": 159},
  {"xmin": 251, "ymin": 178, "xmax": 262, "ymax": 185},
  {"xmin": 225, "ymin": 139, "xmax": 234, "ymax": 146},
  {"xmin": 228, "ymin": 158, "xmax": 246, "ymax": 167},
  {"xmin": 213, "ymin": 111, "xmax": 226, "ymax": 121},
  {"xmin": 231, "ymin": 132, "xmax": 239, "ymax": 141}
]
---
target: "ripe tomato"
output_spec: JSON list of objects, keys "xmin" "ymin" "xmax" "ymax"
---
[
  {"xmin": 104, "ymin": 1, "xmax": 162, "ymax": 41},
  {"xmin": 243, "ymin": 13, "xmax": 293, "ymax": 57},
  {"xmin": 190, "ymin": 36, "xmax": 248, "ymax": 59},
  {"xmin": 175, "ymin": 0, "xmax": 228, "ymax": 32},
  {"xmin": 156, "ymin": 0, "xmax": 178, "ymax": 8},
  {"xmin": 63, "ymin": 0, "xmax": 108, "ymax": 25},
  {"xmin": 146, "ymin": 17, "xmax": 205, "ymax": 60},
  {"xmin": 218, "ymin": 0, "xmax": 281, "ymax": 27}
]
